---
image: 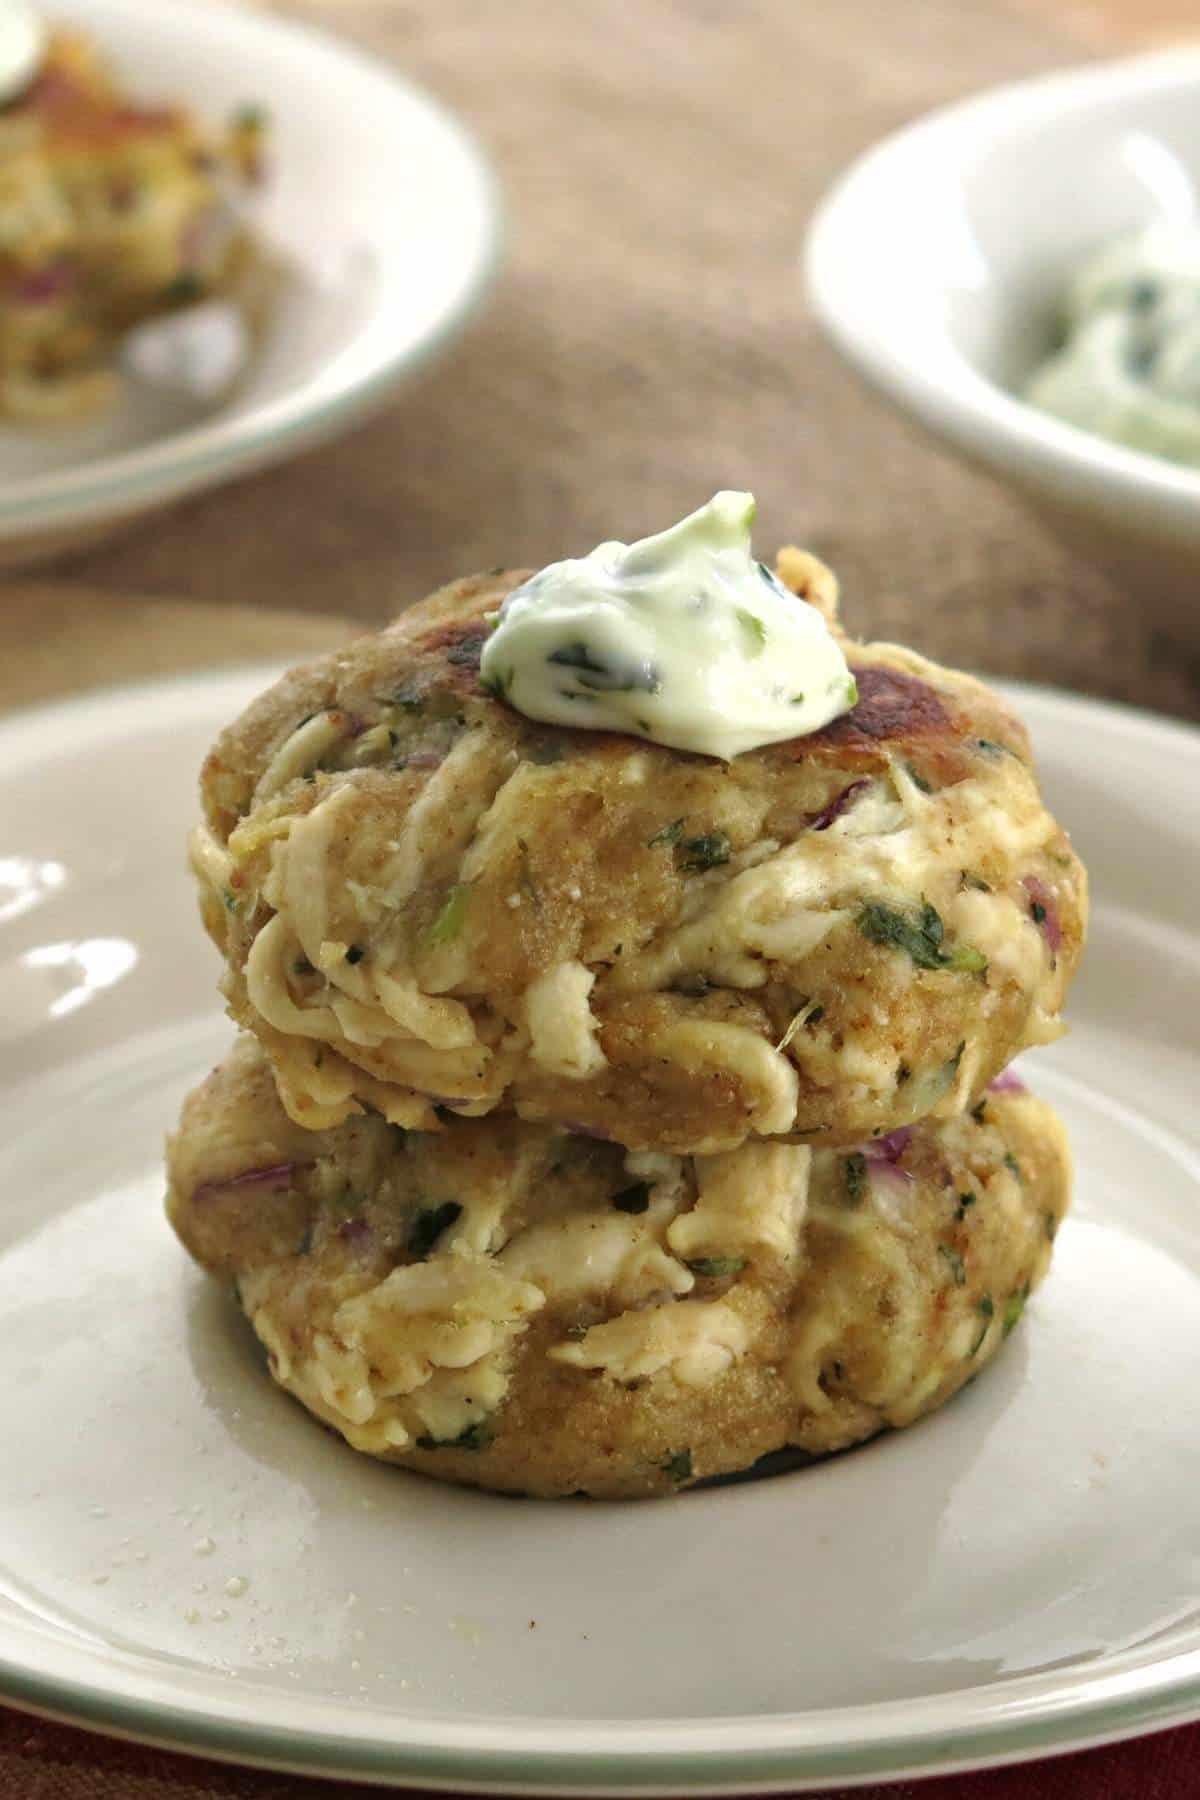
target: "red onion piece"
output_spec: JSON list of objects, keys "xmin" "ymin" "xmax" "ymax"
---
[
  {"xmin": 405, "ymin": 749, "xmax": 445, "ymax": 771},
  {"xmin": 987, "ymin": 1069, "xmax": 1027, "ymax": 1095},
  {"xmin": 13, "ymin": 263, "xmax": 74, "ymax": 305},
  {"xmin": 337, "ymin": 1217, "xmax": 374, "ymax": 1249},
  {"xmin": 869, "ymin": 1126, "xmax": 913, "ymax": 1164},
  {"xmin": 192, "ymin": 1161, "xmax": 299, "ymax": 1206},
  {"xmin": 1022, "ymin": 876, "xmax": 1062, "ymax": 953},
  {"xmin": 560, "ymin": 1120, "xmax": 616, "ymax": 1142},
  {"xmin": 808, "ymin": 779, "xmax": 870, "ymax": 833},
  {"xmin": 864, "ymin": 1158, "xmax": 913, "ymax": 1199}
]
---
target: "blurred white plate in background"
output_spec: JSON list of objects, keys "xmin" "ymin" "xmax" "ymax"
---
[
  {"xmin": 0, "ymin": 670, "xmax": 1197, "ymax": 1791},
  {"xmin": 0, "ymin": 0, "xmax": 500, "ymax": 559}
]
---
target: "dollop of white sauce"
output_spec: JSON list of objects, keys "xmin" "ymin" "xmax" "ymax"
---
[
  {"xmin": 0, "ymin": 2, "xmax": 44, "ymax": 106},
  {"xmin": 479, "ymin": 492, "xmax": 857, "ymax": 759},
  {"xmin": 1025, "ymin": 221, "xmax": 1200, "ymax": 465}
]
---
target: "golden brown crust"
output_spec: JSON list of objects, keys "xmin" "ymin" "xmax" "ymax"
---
[
  {"xmin": 167, "ymin": 1037, "xmax": 1071, "ymax": 1499},
  {"xmin": 193, "ymin": 567, "xmax": 1086, "ymax": 1154}
]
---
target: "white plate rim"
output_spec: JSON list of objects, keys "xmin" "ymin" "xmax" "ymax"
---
[
  {"xmin": 0, "ymin": 668, "xmax": 1198, "ymax": 1794},
  {"xmin": 803, "ymin": 47, "xmax": 1200, "ymax": 529},
  {"xmin": 0, "ymin": 0, "xmax": 502, "ymax": 536}
]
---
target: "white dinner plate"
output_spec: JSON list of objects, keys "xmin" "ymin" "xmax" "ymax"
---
[
  {"xmin": 0, "ymin": 0, "xmax": 499, "ymax": 558},
  {"xmin": 0, "ymin": 668, "xmax": 1197, "ymax": 1793}
]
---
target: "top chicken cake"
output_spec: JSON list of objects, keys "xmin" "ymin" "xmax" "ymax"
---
[{"xmin": 191, "ymin": 551, "xmax": 1086, "ymax": 1156}]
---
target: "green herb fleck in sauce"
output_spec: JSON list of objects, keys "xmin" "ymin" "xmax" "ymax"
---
[{"xmin": 735, "ymin": 607, "xmax": 767, "ymax": 656}]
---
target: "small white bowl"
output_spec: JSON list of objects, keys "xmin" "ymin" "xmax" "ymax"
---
[
  {"xmin": 0, "ymin": 0, "xmax": 500, "ymax": 560},
  {"xmin": 806, "ymin": 50, "xmax": 1200, "ymax": 643}
]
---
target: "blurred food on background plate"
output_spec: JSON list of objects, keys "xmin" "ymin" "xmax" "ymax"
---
[
  {"xmin": 1026, "ymin": 220, "xmax": 1200, "ymax": 469},
  {"xmin": 0, "ymin": 12, "xmax": 271, "ymax": 420}
]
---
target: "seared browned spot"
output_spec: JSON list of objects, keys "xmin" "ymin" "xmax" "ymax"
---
[
  {"xmin": 759, "ymin": 665, "xmax": 957, "ymax": 781},
  {"xmin": 823, "ymin": 666, "xmax": 950, "ymax": 745},
  {"xmin": 420, "ymin": 619, "xmax": 490, "ymax": 663}
]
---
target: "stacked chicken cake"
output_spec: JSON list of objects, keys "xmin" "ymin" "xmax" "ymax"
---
[{"xmin": 169, "ymin": 551, "xmax": 1085, "ymax": 1498}]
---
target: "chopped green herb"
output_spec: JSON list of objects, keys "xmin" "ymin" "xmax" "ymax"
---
[
  {"xmin": 905, "ymin": 761, "xmax": 933, "ymax": 794},
  {"xmin": 843, "ymin": 1151, "xmax": 868, "ymax": 1205},
  {"xmin": 844, "ymin": 675, "xmax": 859, "ymax": 708},
  {"xmin": 547, "ymin": 640, "xmax": 661, "ymax": 695},
  {"xmin": 735, "ymin": 607, "xmax": 767, "ymax": 655},
  {"xmin": 345, "ymin": 944, "xmax": 365, "ymax": 965},
  {"xmin": 234, "ymin": 103, "xmax": 267, "ymax": 131},
  {"xmin": 479, "ymin": 668, "xmax": 513, "ymax": 703},
  {"xmin": 856, "ymin": 900, "xmax": 986, "ymax": 975},
  {"xmin": 856, "ymin": 900, "xmax": 944, "ymax": 970},
  {"xmin": 387, "ymin": 688, "xmax": 424, "ymax": 711},
  {"xmin": 975, "ymin": 738, "xmax": 1012, "ymax": 758},
  {"xmin": 1004, "ymin": 1152, "xmax": 1022, "ymax": 1180},
  {"xmin": 791, "ymin": 692, "xmax": 806, "ymax": 705},
  {"xmin": 960, "ymin": 871, "xmax": 992, "ymax": 893},
  {"xmin": 416, "ymin": 1420, "xmax": 494, "ymax": 1452},
  {"xmin": 971, "ymin": 1293, "xmax": 995, "ymax": 1355},
  {"xmin": 1003, "ymin": 1285, "xmax": 1029, "ymax": 1336},
  {"xmin": 955, "ymin": 1191, "xmax": 976, "ymax": 1223},
  {"xmin": 939, "ymin": 1244, "xmax": 967, "ymax": 1286},
  {"xmin": 162, "ymin": 271, "xmax": 205, "ymax": 307},
  {"xmin": 661, "ymin": 1449, "xmax": 693, "ymax": 1483},
  {"xmin": 565, "ymin": 1322, "xmax": 589, "ymax": 1341},
  {"xmin": 686, "ymin": 1256, "xmax": 747, "ymax": 1279},
  {"xmin": 647, "ymin": 817, "xmax": 683, "ymax": 849},
  {"xmin": 424, "ymin": 883, "xmax": 471, "ymax": 947},
  {"xmin": 407, "ymin": 1201, "xmax": 463, "ymax": 1260},
  {"xmin": 612, "ymin": 1183, "xmax": 651, "ymax": 1215},
  {"xmin": 680, "ymin": 831, "xmax": 731, "ymax": 873},
  {"xmin": 525, "ymin": 740, "xmax": 565, "ymax": 766},
  {"xmin": 221, "ymin": 888, "xmax": 239, "ymax": 914},
  {"xmin": 1030, "ymin": 899, "xmax": 1047, "ymax": 924}
]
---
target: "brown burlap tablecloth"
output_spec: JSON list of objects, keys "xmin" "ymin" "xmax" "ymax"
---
[{"xmin": 4, "ymin": 0, "xmax": 1200, "ymax": 1794}]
